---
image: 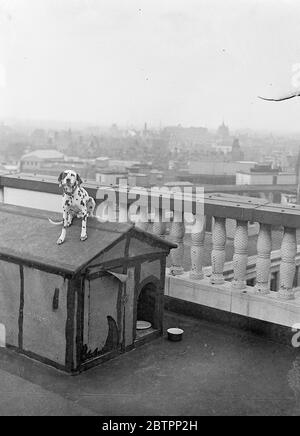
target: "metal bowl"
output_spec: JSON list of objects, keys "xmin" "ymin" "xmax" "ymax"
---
[
  {"xmin": 136, "ymin": 320, "xmax": 152, "ymax": 330},
  {"xmin": 167, "ymin": 327, "xmax": 184, "ymax": 342}
]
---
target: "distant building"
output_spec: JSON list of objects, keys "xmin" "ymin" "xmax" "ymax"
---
[
  {"xmin": 2, "ymin": 164, "xmax": 19, "ymax": 174},
  {"xmin": 231, "ymin": 138, "xmax": 244, "ymax": 161},
  {"xmin": 128, "ymin": 173, "xmax": 150, "ymax": 187},
  {"xmin": 95, "ymin": 157, "xmax": 110, "ymax": 169},
  {"xmin": 95, "ymin": 169, "xmax": 128, "ymax": 186},
  {"xmin": 164, "ymin": 181, "xmax": 194, "ymax": 188},
  {"xmin": 176, "ymin": 172, "xmax": 236, "ymax": 185},
  {"xmin": 20, "ymin": 150, "xmax": 96, "ymax": 179},
  {"xmin": 281, "ymin": 193, "xmax": 297, "ymax": 205},
  {"xmin": 149, "ymin": 169, "xmax": 164, "ymax": 185},
  {"xmin": 163, "ymin": 125, "xmax": 209, "ymax": 147},
  {"xmin": 127, "ymin": 163, "xmax": 152, "ymax": 174},
  {"xmin": 188, "ymin": 160, "xmax": 256, "ymax": 176},
  {"xmin": 236, "ymin": 164, "xmax": 297, "ymax": 185},
  {"xmin": 213, "ymin": 121, "xmax": 244, "ymax": 162},
  {"xmin": 217, "ymin": 121, "xmax": 230, "ymax": 139},
  {"xmin": 20, "ymin": 149, "xmax": 65, "ymax": 172},
  {"xmin": 181, "ymin": 160, "xmax": 256, "ymax": 185},
  {"xmin": 95, "ymin": 160, "xmax": 164, "ymax": 188},
  {"xmin": 211, "ymin": 143, "xmax": 232, "ymax": 155},
  {"xmin": 108, "ymin": 160, "xmax": 140, "ymax": 171}
]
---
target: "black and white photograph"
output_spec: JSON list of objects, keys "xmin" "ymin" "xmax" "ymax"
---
[{"xmin": 1, "ymin": 0, "xmax": 300, "ymax": 418}]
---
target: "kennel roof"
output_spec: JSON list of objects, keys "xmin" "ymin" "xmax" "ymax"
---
[{"xmin": 0, "ymin": 204, "xmax": 175, "ymax": 276}]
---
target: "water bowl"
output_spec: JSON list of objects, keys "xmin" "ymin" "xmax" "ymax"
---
[
  {"xmin": 136, "ymin": 320, "xmax": 152, "ymax": 330},
  {"xmin": 167, "ymin": 327, "xmax": 184, "ymax": 342}
]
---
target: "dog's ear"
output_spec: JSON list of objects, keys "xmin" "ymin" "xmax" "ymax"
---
[
  {"xmin": 58, "ymin": 172, "xmax": 65, "ymax": 187},
  {"xmin": 76, "ymin": 173, "xmax": 83, "ymax": 186}
]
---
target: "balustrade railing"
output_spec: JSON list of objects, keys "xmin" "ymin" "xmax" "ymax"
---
[{"xmin": 96, "ymin": 188, "xmax": 300, "ymax": 301}]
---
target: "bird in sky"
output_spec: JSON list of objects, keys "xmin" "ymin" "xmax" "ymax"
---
[{"xmin": 258, "ymin": 91, "xmax": 300, "ymax": 101}]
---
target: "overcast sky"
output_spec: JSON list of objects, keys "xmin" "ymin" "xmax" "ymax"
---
[{"xmin": 1, "ymin": 0, "xmax": 300, "ymax": 131}]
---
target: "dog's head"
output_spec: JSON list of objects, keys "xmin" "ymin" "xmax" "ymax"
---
[{"xmin": 58, "ymin": 170, "xmax": 83, "ymax": 194}]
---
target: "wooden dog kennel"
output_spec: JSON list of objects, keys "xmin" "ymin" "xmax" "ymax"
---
[{"xmin": 0, "ymin": 204, "xmax": 175, "ymax": 373}]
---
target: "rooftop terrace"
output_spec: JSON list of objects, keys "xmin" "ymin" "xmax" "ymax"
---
[
  {"xmin": 0, "ymin": 311, "xmax": 299, "ymax": 416},
  {"xmin": 0, "ymin": 173, "xmax": 300, "ymax": 414}
]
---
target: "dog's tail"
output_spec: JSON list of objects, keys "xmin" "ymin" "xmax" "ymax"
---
[{"xmin": 48, "ymin": 218, "xmax": 63, "ymax": 226}]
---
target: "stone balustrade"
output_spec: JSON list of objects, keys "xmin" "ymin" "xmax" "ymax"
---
[{"xmin": 95, "ymin": 188, "xmax": 300, "ymax": 301}]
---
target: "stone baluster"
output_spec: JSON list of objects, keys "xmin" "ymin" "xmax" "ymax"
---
[
  {"xmin": 107, "ymin": 200, "xmax": 117, "ymax": 223},
  {"xmin": 135, "ymin": 205, "xmax": 149, "ymax": 232},
  {"xmin": 169, "ymin": 211, "xmax": 185, "ymax": 276},
  {"xmin": 211, "ymin": 217, "xmax": 226, "ymax": 285},
  {"xmin": 190, "ymin": 215, "xmax": 206, "ymax": 280},
  {"xmin": 232, "ymin": 220, "xmax": 249, "ymax": 290},
  {"xmin": 278, "ymin": 227, "xmax": 297, "ymax": 300},
  {"xmin": 117, "ymin": 202, "xmax": 129, "ymax": 224},
  {"xmin": 255, "ymin": 224, "xmax": 272, "ymax": 295},
  {"xmin": 151, "ymin": 208, "xmax": 167, "ymax": 239}
]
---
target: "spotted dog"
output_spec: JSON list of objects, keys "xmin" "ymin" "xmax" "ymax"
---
[{"xmin": 49, "ymin": 170, "xmax": 96, "ymax": 245}]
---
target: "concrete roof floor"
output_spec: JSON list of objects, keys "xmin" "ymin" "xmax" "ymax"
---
[{"xmin": 0, "ymin": 311, "xmax": 299, "ymax": 416}]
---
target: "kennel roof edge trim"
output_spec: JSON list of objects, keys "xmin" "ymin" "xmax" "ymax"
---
[{"xmin": 0, "ymin": 204, "xmax": 176, "ymax": 276}]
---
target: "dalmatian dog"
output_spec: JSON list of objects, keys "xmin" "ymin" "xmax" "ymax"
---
[{"xmin": 49, "ymin": 170, "xmax": 96, "ymax": 245}]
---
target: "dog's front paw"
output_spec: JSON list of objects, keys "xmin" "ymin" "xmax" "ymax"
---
[
  {"xmin": 80, "ymin": 235, "xmax": 88, "ymax": 242},
  {"xmin": 57, "ymin": 238, "xmax": 64, "ymax": 245}
]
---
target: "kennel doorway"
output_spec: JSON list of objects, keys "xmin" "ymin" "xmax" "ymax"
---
[{"xmin": 135, "ymin": 280, "xmax": 161, "ymax": 342}]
